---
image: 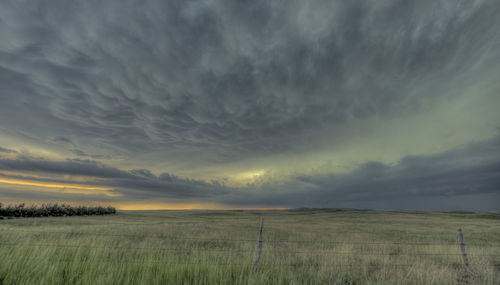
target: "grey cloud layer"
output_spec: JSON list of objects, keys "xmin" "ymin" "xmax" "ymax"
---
[
  {"xmin": 1, "ymin": 0, "xmax": 499, "ymax": 163},
  {"xmin": 1, "ymin": 0, "xmax": 499, "ymax": 210},
  {"xmin": 0, "ymin": 157, "xmax": 226, "ymax": 199},
  {"xmin": 1, "ymin": 136, "xmax": 498, "ymax": 210},
  {"xmin": 0, "ymin": 147, "xmax": 17, "ymax": 154},
  {"xmin": 220, "ymin": 136, "xmax": 500, "ymax": 210}
]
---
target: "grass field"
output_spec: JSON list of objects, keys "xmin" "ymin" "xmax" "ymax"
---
[{"xmin": 0, "ymin": 209, "xmax": 499, "ymax": 284}]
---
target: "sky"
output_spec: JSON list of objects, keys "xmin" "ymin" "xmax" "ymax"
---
[{"xmin": 0, "ymin": 0, "xmax": 499, "ymax": 211}]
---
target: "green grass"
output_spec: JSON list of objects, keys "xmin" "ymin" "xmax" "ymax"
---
[{"xmin": 0, "ymin": 210, "xmax": 499, "ymax": 284}]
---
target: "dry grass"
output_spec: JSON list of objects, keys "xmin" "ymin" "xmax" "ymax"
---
[{"xmin": 0, "ymin": 209, "xmax": 498, "ymax": 284}]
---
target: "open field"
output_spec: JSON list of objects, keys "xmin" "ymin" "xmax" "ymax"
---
[{"xmin": 0, "ymin": 209, "xmax": 499, "ymax": 284}]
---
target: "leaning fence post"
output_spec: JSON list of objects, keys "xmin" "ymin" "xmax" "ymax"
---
[
  {"xmin": 252, "ymin": 217, "xmax": 264, "ymax": 269},
  {"xmin": 457, "ymin": 228, "xmax": 469, "ymax": 266}
]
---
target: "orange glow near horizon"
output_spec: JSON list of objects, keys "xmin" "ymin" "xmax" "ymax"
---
[
  {"xmin": 0, "ymin": 199, "xmax": 290, "ymax": 210},
  {"xmin": 113, "ymin": 202, "xmax": 289, "ymax": 211},
  {"xmin": 0, "ymin": 175, "xmax": 288, "ymax": 210},
  {"xmin": 0, "ymin": 178, "xmax": 118, "ymax": 196},
  {"xmin": 0, "ymin": 170, "xmax": 105, "ymax": 183}
]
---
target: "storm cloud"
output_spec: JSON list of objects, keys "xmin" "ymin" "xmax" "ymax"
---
[
  {"xmin": 215, "ymin": 136, "xmax": 500, "ymax": 210},
  {"xmin": 0, "ymin": 147, "xmax": 17, "ymax": 154},
  {"xmin": 0, "ymin": 137, "xmax": 498, "ymax": 210},
  {"xmin": 0, "ymin": 0, "xmax": 499, "ymax": 209},
  {"xmin": 0, "ymin": 157, "xmax": 226, "ymax": 199},
  {"xmin": 1, "ymin": 0, "xmax": 499, "ymax": 159}
]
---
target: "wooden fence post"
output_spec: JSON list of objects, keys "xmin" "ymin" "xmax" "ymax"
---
[
  {"xmin": 252, "ymin": 217, "xmax": 264, "ymax": 269},
  {"xmin": 457, "ymin": 228, "xmax": 469, "ymax": 266}
]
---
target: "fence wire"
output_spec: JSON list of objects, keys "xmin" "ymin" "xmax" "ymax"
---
[
  {"xmin": 0, "ymin": 242, "xmax": 499, "ymax": 258},
  {"xmin": 1, "ymin": 223, "xmax": 499, "ymax": 269},
  {"xmin": 3, "ymin": 228, "xmax": 497, "ymax": 246}
]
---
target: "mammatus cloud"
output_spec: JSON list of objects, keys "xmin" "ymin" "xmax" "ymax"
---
[
  {"xmin": 0, "ymin": 137, "xmax": 498, "ymax": 210},
  {"xmin": 1, "ymin": 1, "xmax": 499, "ymax": 166},
  {"xmin": 0, "ymin": 1, "xmax": 499, "ymax": 209}
]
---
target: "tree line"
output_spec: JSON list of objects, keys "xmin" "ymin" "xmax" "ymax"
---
[{"xmin": 0, "ymin": 203, "xmax": 116, "ymax": 217}]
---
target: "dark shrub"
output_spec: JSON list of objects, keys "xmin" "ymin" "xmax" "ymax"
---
[{"xmin": 0, "ymin": 203, "xmax": 116, "ymax": 217}]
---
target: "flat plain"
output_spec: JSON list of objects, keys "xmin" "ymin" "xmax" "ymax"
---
[{"xmin": 0, "ymin": 209, "xmax": 499, "ymax": 285}]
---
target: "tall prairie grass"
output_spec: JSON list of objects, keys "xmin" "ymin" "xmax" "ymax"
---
[{"xmin": 0, "ymin": 209, "xmax": 498, "ymax": 284}]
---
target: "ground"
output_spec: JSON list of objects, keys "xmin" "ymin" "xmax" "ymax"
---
[{"xmin": 0, "ymin": 209, "xmax": 499, "ymax": 284}]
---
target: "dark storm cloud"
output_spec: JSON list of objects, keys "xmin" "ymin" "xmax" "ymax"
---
[
  {"xmin": 219, "ymin": 136, "xmax": 500, "ymax": 210},
  {"xmin": 0, "ymin": 147, "xmax": 17, "ymax": 154},
  {"xmin": 49, "ymin": 138, "xmax": 112, "ymax": 159},
  {"xmin": 71, "ymin": 149, "xmax": 112, "ymax": 160},
  {"xmin": 1, "ymin": 0, "xmax": 500, "ymax": 210},
  {"xmin": 1, "ymin": 0, "xmax": 499, "ymax": 162},
  {"xmin": 0, "ymin": 157, "xmax": 135, "ymax": 179},
  {"xmin": 0, "ymin": 156, "xmax": 227, "ymax": 198},
  {"xmin": 0, "ymin": 186, "xmax": 118, "ymax": 204},
  {"xmin": 1, "ymin": 136, "xmax": 498, "ymax": 210}
]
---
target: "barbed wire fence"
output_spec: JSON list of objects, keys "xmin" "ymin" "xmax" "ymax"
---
[{"xmin": 0, "ymin": 218, "xmax": 499, "ymax": 272}]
